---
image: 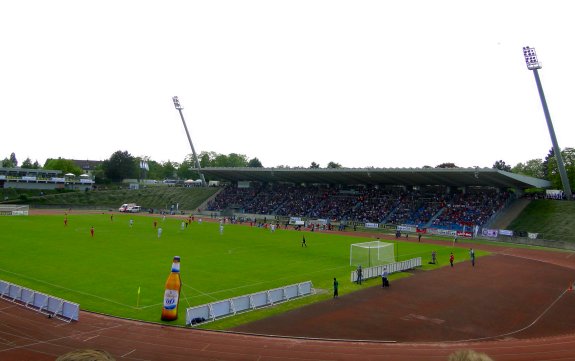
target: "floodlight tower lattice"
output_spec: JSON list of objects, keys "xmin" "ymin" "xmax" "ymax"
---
[
  {"xmin": 523, "ymin": 46, "xmax": 572, "ymax": 200},
  {"xmin": 172, "ymin": 96, "xmax": 206, "ymax": 187}
]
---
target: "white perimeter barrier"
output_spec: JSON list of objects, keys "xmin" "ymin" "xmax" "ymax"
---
[
  {"xmin": 0, "ymin": 279, "xmax": 79, "ymax": 322},
  {"xmin": 351, "ymin": 257, "xmax": 421, "ymax": 282},
  {"xmin": 186, "ymin": 281, "xmax": 314, "ymax": 326}
]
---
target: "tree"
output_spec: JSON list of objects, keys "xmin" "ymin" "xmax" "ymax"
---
[
  {"xmin": 146, "ymin": 160, "xmax": 164, "ymax": 180},
  {"xmin": 436, "ymin": 162, "xmax": 458, "ymax": 168},
  {"xmin": 43, "ymin": 158, "xmax": 82, "ymax": 175},
  {"xmin": 177, "ymin": 156, "xmax": 198, "ymax": 180},
  {"xmin": 545, "ymin": 147, "xmax": 575, "ymax": 190},
  {"xmin": 492, "ymin": 160, "xmax": 512, "ymax": 172},
  {"xmin": 327, "ymin": 162, "xmax": 342, "ymax": 169},
  {"xmin": 92, "ymin": 163, "xmax": 107, "ymax": 184},
  {"xmin": 542, "ymin": 147, "xmax": 554, "ymax": 179},
  {"xmin": 160, "ymin": 161, "xmax": 178, "ymax": 180},
  {"xmin": 199, "ymin": 152, "xmax": 212, "ymax": 168},
  {"xmin": 21, "ymin": 158, "xmax": 33, "ymax": 169},
  {"xmin": 247, "ymin": 157, "xmax": 263, "ymax": 167},
  {"xmin": 1, "ymin": 158, "xmax": 13, "ymax": 167},
  {"xmin": 32, "ymin": 160, "xmax": 40, "ymax": 169},
  {"xmin": 512, "ymin": 159, "xmax": 544, "ymax": 179},
  {"xmin": 227, "ymin": 153, "xmax": 249, "ymax": 167},
  {"xmin": 197, "ymin": 151, "xmax": 249, "ymax": 168},
  {"xmin": 9, "ymin": 153, "xmax": 17, "ymax": 167},
  {"xmin": 213, "ymin": 154, "xmax": 229, "ymax": 167},
  {"xmin": 102, "ymin": 151, "xmax": 138, "ymax": 182},
  {"xmin": 565, "ymin": 148, "xmax": 575, "ymax": 191},
  {"xmin": 309, "ymin": 162, "xmax": 320, "ymax": 169}
]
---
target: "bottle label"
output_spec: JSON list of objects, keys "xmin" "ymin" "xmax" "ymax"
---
[{"xmin": 163, "ymin": 289, "xmax": 180, "ymax": 310}]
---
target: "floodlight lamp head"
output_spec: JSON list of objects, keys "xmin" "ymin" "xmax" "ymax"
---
[
  {"xmin": 523, "ymin": 46, "xmax": 542, "ymax": 70},
  {"xmin": 172, "ymin": 96, "xmax": 183, "ymax": 110}
]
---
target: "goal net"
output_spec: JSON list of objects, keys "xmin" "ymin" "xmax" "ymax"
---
[
  {"xmin": 0, "ymin": 204, "xmax": 29, "ymax": 216},
  {"xmin": 350, "ymin": 241, "xmax": 395, "ymax": 267}
]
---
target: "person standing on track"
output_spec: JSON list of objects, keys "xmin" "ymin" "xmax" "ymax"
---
[
  {"xmin": 381, "ymin": 267, "xmax": 389, "ymax": 288},
  {"xmin": 333, "ymin": 277, "xmax": 339, "ymax": 298},
  {"xmin": 449, "ymin": 252, "xmax": 454, "ymax": 267},
  {"xmin": 469, "ymin": 248, "xmax": 475, "ymax": 267}
]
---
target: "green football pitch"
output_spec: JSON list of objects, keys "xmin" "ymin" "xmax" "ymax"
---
[{"xmin": 0, "ymin": 213, "xmax": 475, "ymax": 327}]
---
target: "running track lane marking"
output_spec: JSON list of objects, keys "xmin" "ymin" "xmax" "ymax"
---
[
  {"xmin": 497, "ymin": 251, "xmax": 574, "ymax": 266},
  {"xmin": 0, "ymin": 334, "xmax": 14, "ymax": 346},
  {"xmin": 0, "ymin": 304, "xmax": 18, "ymax": 311},
  {"xmin": 445, "ymin": 288, "xmax": 569, "ymax": 343},
  {"xmin": 83, "ymin": 335, "xmax": 99, "ymax": 342},
  {"xmin": 121, "ymin": 349, "xmax": 136, "ymax": 358},
  {"xmin": 0, "ymin": 324, "xmax": 123, "ymax": 354}
]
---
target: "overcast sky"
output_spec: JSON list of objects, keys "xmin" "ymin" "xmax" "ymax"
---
[{"xmin": 1, "ymin": 1, "xmax": 573, "ymax": 169}]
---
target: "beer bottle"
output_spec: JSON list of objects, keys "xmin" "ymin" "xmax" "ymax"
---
[{"xmin": 161, "ymin": 256, "xmax": 181, "ymax": 321}]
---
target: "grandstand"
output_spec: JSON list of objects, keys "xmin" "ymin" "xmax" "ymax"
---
[{"xmin": 203, "ymin": 167, "xmax": 550, "ymax": 235}]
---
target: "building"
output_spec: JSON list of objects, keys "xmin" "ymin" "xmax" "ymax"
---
[{"xmin": 0, "ymin": 167, "xmax": 94, "ymax": 191}]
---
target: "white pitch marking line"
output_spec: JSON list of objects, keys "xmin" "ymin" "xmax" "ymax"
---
[{"xmin": 83, "ymin": 335, "xmax": 99, "ymax": 342}]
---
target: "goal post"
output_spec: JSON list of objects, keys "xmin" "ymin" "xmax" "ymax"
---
[{"xmin": 350, "ymin": 241, "xmax": 395, "ymax": 267}]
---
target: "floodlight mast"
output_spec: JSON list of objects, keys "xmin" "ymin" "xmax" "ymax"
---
[
  {"xmin": 172, "ymin": 96, "xmax": 206, "ymax": 187},
  {"xmin": 523, "ymin": 47, "xmax": 572, "ymax": 200}
]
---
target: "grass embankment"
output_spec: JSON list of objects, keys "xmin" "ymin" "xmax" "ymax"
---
[
  {"xmin": 507, "ymin": 199, "xmax": 575, "ymax": 242},
  {"xmin": 3, "ymin": 187, "xmax": 219, "ymax": 212}
]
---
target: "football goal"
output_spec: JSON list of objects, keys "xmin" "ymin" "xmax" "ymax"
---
[{"xmin": 350, "ymin": 241, "xmax": 395, "ymax": 267}]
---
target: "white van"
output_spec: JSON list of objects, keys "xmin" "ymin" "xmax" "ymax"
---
[{"xmin": 119, "ymin": 203, "xmax": 138, "ymax": 212}]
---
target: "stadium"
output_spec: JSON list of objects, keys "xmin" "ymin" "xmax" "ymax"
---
[{"xmin": 2, "ymin": 165, "xmax": 575, "ymax": 361}]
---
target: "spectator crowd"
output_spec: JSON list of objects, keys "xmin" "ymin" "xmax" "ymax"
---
[{"xmin": 207, "ymin": 184, "xmax": 510, "ymax": 231}]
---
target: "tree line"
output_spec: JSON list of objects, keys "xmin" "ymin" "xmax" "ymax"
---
[{"xmin": 2, "ymin": 147, "xmax": 574, "ymax": 190}]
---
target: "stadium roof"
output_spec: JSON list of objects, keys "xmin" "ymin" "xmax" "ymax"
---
[{"xmin": 201, "ymin": 167, "xmax": 551, "ymax": 189}]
